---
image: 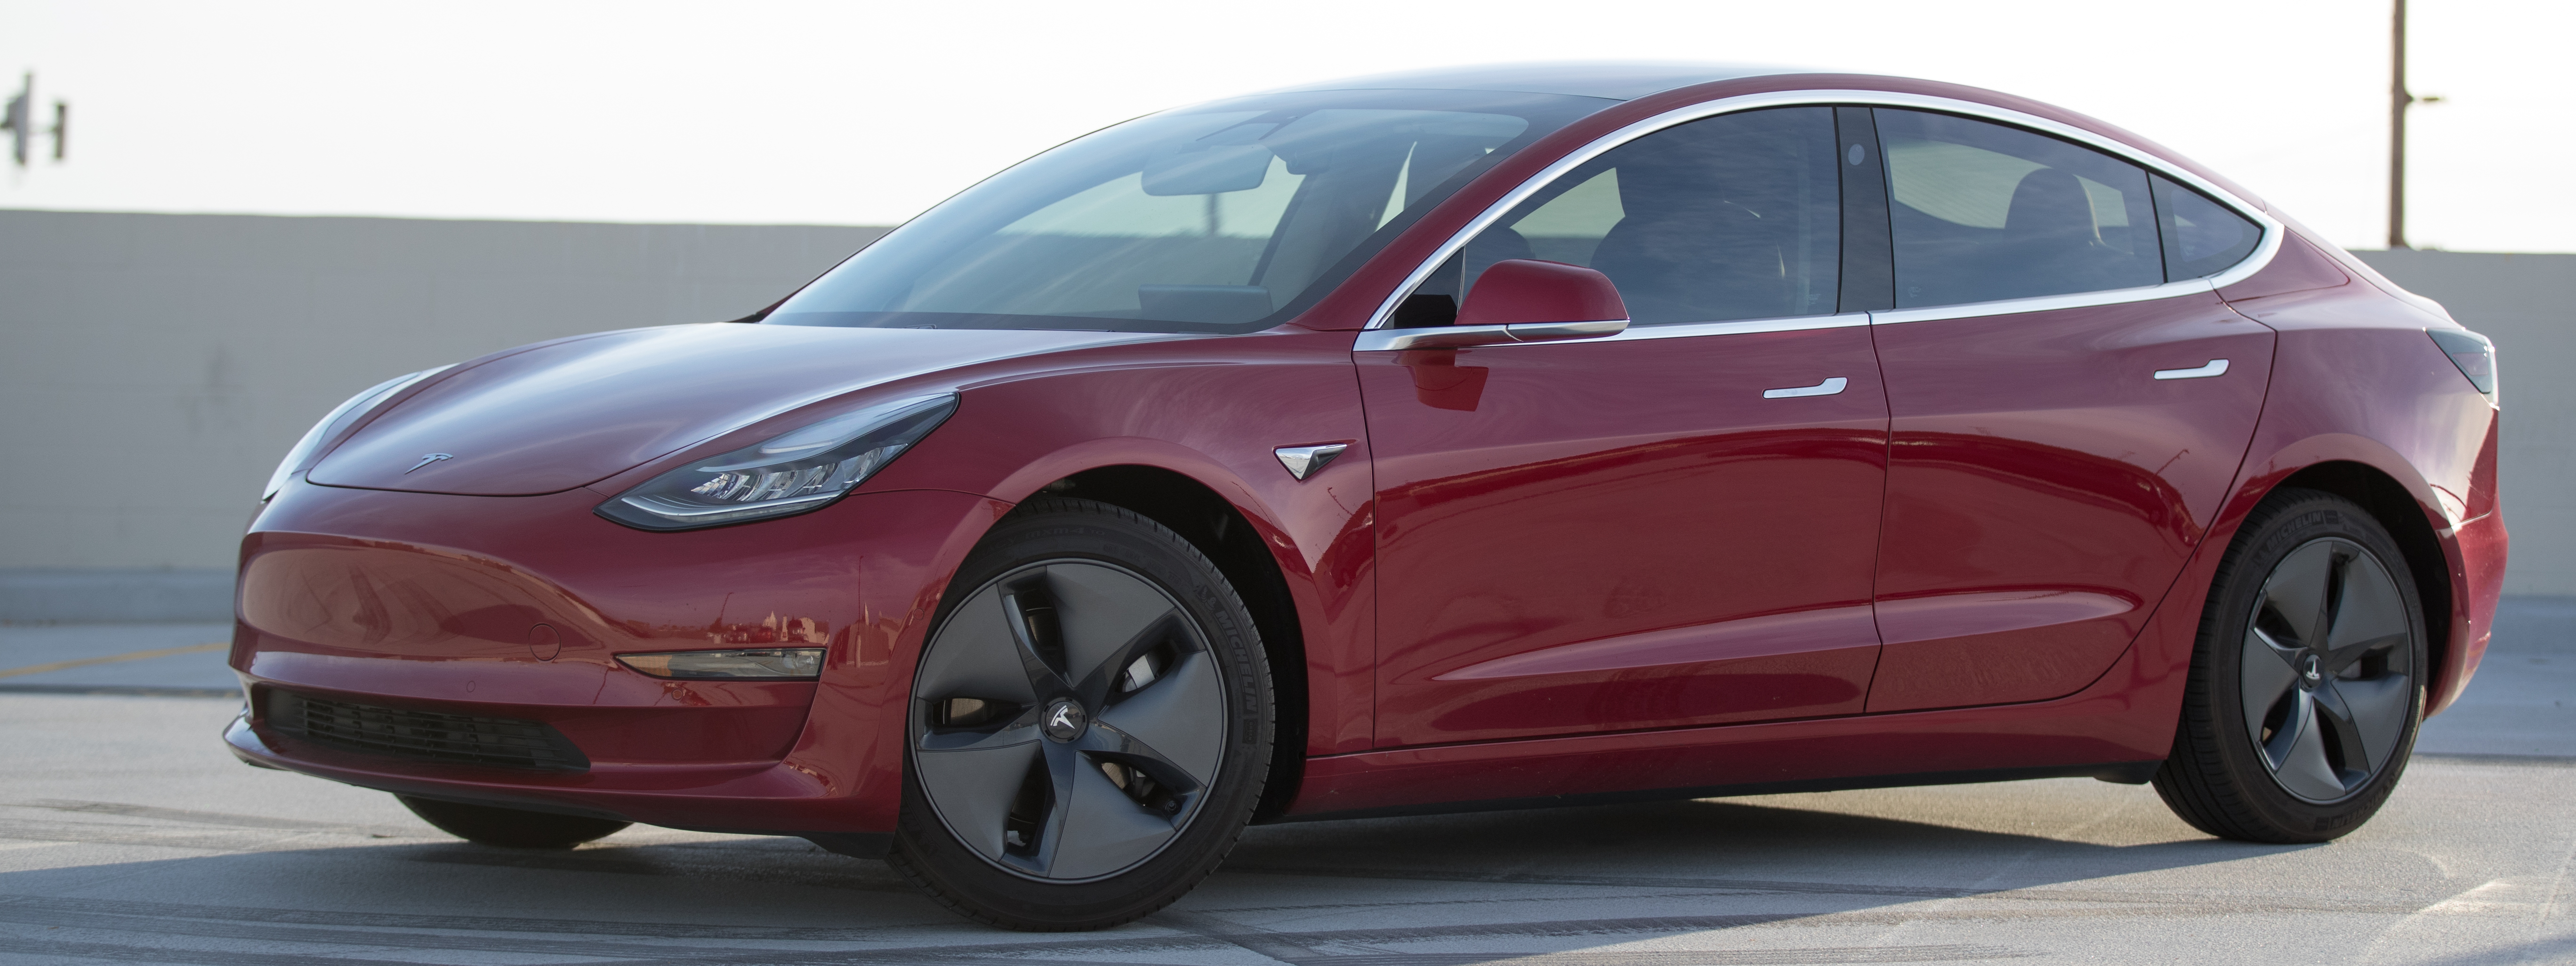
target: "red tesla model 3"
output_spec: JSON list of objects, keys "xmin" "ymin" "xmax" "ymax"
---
[{"xmin": 229, "ymin": 63, "xmax": 2506, "ymax": 930}]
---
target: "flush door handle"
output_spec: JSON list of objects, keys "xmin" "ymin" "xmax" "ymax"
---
[
  {"xmin": 1763, "ymin": 376, "xmax": 1848, "ymax": 399},
  {"xmin": 2154, "ymin": 359, "xmax": 2230, "ymax": 380}
]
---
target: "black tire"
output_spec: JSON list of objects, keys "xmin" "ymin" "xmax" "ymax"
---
[
  {"xmin": 398, "ymin": 795, "xmax": 631, "ymax": 849},
  {"xmin": 889, "ymin": 497, "xmax": 1274, "ymax": 931},
  {"xmin": 2153, "ymin": 488, "xmax": 2427, "ymax": 843}
]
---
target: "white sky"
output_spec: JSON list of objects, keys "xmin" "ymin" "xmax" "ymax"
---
[{"xmin": 1, "ymin": 0, "xmax": 2567, "ymax": 252}]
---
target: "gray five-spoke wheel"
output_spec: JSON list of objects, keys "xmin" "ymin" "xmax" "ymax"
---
[
  {"xmin": 911, "ymin": 560, "xmax": 1228, "ymax": 882},
  {"xmin": 2239, "ymin": 537, "xmax": 2417, "ymax": 803}
]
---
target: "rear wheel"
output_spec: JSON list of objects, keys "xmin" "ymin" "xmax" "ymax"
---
[
  {"xmin": 890, "ymin": 498, "xmax": 1274, "ymax": 931},
  {"xmin": 398, "ymin": 795, "xmax": 630, "ymax": 849},
  {"xmin": 2154, "ymin": 488, "xmax": 2426, "ymax": 842}
]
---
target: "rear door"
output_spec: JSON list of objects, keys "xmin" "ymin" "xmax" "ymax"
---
[
  {"xmin": 1860, "ymin": 108, "xmax": 2275, "ymax": 712},
  {"xmin": 1361, "ymin": 106, "xmax": 1894, "ymax": 747}
]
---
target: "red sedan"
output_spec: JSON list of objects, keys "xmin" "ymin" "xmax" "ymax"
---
[{"xmin": 228, "ymin": 63, "xmax": 2506, "ymax": 930}]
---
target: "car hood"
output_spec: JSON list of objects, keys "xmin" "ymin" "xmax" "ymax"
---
[{"xmin": 308, "ymin": 324, "xmax": 1170, "ymax": 496}]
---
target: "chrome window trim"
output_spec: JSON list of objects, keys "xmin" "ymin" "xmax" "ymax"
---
[
  {"xmin": 1354, "ymin": 323, "xmax": 1513, "ymax": 351},
  {"xmin": 1360, "ymin": 89, "xmax": 2284, "ymax": 332},
  {"xmin": 1591, "ymin": 311, "xmax": 1870, "ymax": 343},
  {"xmin": 1866, "ymin": 278, "xmax": 2221, "ymax": 326},
  {"xmin": 1352, "ymin": 312, "xmax": 1866, "ymax": 351}
]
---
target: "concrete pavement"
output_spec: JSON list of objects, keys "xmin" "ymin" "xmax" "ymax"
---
[
  {"xmin": 0, "ymin": 623, "xmax": 232, "ymax": 695},
  {"xmin": 2418, "ymin": 597, "xmax": 2576, "ymax": 758},
  {"xmin": 0, "ymin": 601, "xmax": 2568, "ymax": 964}
]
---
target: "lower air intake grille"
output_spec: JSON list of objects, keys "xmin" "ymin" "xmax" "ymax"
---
[{"xmin": 268, "ymin": 691, "xmax": 589, "ymax": 771}]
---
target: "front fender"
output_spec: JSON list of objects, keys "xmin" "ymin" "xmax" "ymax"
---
[{"xmin": 860, "ymin": 328, "xmax": 1377, "ymax": 757}]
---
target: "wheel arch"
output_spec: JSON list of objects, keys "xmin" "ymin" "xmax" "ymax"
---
[
  {"xmin": 1030, "ymin": 464, "xmax": 1312, "ymax": 822},
  {"xmin": 2251, "ymin": 458, "xmax": 2458, "ymax": 712}
]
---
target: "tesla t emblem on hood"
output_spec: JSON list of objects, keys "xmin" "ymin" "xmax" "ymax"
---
[
  {"xmin": 1274, "ymin": 443, "xmax": 1349, "ymax": 481},
  {"xmin": 404, "ymin": 453, "xmax": 454, "ymax": 474}
]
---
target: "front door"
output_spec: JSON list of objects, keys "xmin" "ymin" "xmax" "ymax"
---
[
  {"xmin": 1861, "ymin": 108, "xmax": 2276, "ymax": 712},
  {"xmin": 1360, "ymin": 105, "xmax": 1893, "ymax": 747}
]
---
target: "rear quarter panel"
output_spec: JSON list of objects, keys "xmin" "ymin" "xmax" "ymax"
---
[{"xmin": 2221, "ymin": 233, "xmax": 2504, "ymax": 716}]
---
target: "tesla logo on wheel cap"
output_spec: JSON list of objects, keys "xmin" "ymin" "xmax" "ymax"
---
[
  {"xmin": 1043, "ymin": 698, "xmax": 1087, "ymax": 742},
  {"xmin": 2300, "ymin": 653, "xmax": 2323, "ymax": 684},
  {"xmin": 404, "ymin": 452, "xmax": 454, "ymax": 474}
]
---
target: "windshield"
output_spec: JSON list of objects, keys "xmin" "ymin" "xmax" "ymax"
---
[{"xmin": 765, "ymin": 89, "xmax": 1606, "ymax": 333}]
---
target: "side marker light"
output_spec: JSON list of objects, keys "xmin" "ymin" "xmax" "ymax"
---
[{"xmin": 616, "ymin": 648, "xmax": 825, "ymax": 680}]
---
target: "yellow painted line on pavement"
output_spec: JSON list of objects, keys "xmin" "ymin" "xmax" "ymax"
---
[{"xmin": 0, "ymin": 643, "xmax": 227, "ymax": 679}]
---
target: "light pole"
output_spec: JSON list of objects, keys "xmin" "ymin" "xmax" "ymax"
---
[{"xmin": 2389, "ymin": 0, "xmax": 2412, "ymax": 249}]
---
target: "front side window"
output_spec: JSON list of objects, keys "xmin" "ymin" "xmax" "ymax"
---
[
  {"xmin": 1400, "ymin": 106, "xmax": 1842, "ymax": 327},
  {"xmin": 1878, "ymin": 110, "xmax": 2163, "ymax": 309},
  {"xmin": 765, "ymin": 89, "xmax": 1603, "ymax": 333}
]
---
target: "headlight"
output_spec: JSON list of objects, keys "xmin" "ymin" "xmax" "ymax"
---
[
  {"xmin": 596, "ymin": 394, "xmax": 958, "ymax": 531},
  {"xmin": 262, "ymin": 366, "xmax": 453, "ymax": 500},
  {"xmin": 617, "ymin": 648, "xmax": 825, "ymax": 679}
]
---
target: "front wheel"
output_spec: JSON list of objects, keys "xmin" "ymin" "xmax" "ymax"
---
[
  {"xmin": 889, "ymin": 498, "xmax": 1274, "ymax": 931},
  {"xmin": 2154, "ymin": 488, "xmax": 2427, "ymax": 843}
]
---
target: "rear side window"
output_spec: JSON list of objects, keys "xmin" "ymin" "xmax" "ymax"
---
[
  {"xmin": 1401, "ymin": 106, "xmax": 1842, "ymax": 327},
  {"xmin": 1876, "ymin": 110, "xmax": 2162, "ymax": 308},
  {"xmin": 2152, "ymin": 174, "xmax": 2261, "ymax": 280}
]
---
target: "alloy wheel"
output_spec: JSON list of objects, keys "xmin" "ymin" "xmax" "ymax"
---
[
  {"xmin": 910, "ymin": 560, "xmax": 1228, "ymax": 882},
  {"xmin": 2238, "ymin": 537, "xmax": 2417, "ymax": 803}
]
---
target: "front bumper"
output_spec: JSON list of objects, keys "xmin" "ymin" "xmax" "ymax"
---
[{"xmin": 231, "ymin": 478, "xmax": 1006, "ymax": 834}]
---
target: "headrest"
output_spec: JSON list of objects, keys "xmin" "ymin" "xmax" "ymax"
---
[{"xmin": 2004, "ymin": 168, "xmax": 2099, "ymax": 244}]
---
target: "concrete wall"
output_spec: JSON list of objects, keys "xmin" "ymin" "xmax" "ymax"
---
[
  {"xmin": 0, "ymin": 210, "xmax": 2562, "ymax": 620},
  {"xmin": 0, "ymin": 210, "xmax": 887, "ymax": 608}
]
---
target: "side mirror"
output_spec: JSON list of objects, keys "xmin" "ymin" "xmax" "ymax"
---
[
  {"xmin": 1456, "ymin": 258, "xmax": 1629, "ymax": 330},
  {"xmin": 1358, "ymin": 259, "xmax": 1630, "ymax": 350}
]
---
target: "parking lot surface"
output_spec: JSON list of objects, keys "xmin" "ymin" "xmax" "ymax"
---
[{"xmin": 1, "ymin": 602, "xmax": 2569, "ymax": 965}]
